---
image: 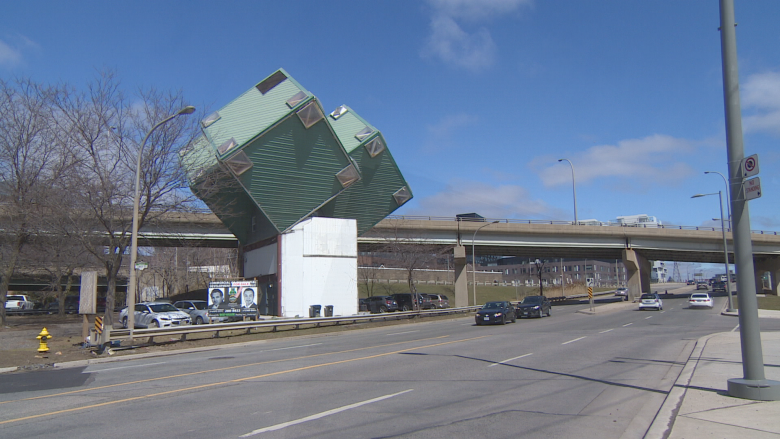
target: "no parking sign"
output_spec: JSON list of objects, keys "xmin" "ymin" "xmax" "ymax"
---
[{"xmin": 742, "ymin": 154, "xmax": 759, "ymax": 178}]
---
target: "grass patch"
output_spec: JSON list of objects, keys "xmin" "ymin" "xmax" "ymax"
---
[{"xmin": 725, "ymin": 294, "xmax": 780, "ymax": 311}]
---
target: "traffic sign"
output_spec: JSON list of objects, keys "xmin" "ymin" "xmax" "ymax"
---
[
  {"xmin": 134, "ymin": 261, "xmax": 149, "ymax": 271},
  {"xmin": 744, "ymin": 177, "xmax": 761, "ymax": 201},
  {"xmin": 742, "ymin": 154, "xmax": 759, "ymax": 178}
]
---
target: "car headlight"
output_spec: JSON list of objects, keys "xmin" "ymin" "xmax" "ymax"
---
[
  {"xmin": 533, "ymin": 306, "xmax": 540, "ymax": 310},
  {"xmin": 494, "ymin": 312, "xmax": 502, "ymax": 317}
]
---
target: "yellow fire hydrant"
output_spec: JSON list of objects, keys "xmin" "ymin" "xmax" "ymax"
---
[{"xmin": 37, "ymin": 327, "xmax": 52, "ymax": 353}]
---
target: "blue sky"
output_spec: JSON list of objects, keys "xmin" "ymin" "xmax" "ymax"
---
[{"xmin": 2, "ymin": 0, "xmax": 779, "ymax": 233}]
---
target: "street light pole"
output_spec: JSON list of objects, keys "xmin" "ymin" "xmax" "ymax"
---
[
  {"xmin": 126, "ymin": 106, "xmax": 195, "ymax": 337},
  {"xmin": 472, "ymin": 220, "xmax": 499, "ymax": 308},
  {"xmin": 692, "ymin": 192, "xmax": 735, "ymax": 312},
  {"xmin": 705, "ymin": 171, "xmax": 733, "ymax": 227},
  {"xmin": 558, "ymin": 159, "xmax": 578, "ymax": 225}
]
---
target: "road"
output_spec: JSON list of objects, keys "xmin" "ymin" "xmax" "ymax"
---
[{"xmin": 2, "ymin": 285, "xmax": 777, "ymax": 438}]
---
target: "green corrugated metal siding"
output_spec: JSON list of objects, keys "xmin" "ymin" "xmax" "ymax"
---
[
  {"xmin": 238, "ymin": 112, "xmax": 352, "ymax": 231},
  {"xmin": 320, "ymin": 130, "xmax": 412, "ymax": 236},
  {"xmin": 203, "ymin": 71, "xmax": 313, "ymax": 156},
  {"xmin": 327, "ymin": 106, "xmax": 375, "ymax": 154}
]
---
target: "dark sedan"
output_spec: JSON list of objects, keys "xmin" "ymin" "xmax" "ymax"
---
[
  {"xmin": 475, "ymin": 301, "xmax": 516, "ymax": 325},
  {"xmin": 516, "ymin": 295, "xmax": 551, "ymax": 318}
]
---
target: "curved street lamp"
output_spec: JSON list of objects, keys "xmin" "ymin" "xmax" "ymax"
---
[
  {"xmin": 126, "ymin": 106, "xmax": 196, "ymax": 336},
  {"xmin": 558, "ymin": 159, "xmax": 578, "ymax": 225},
  {"xmin": 472, "ymin": 220, "xmax": 500, "ymax": 307},
  {"xmin": 692, "ymin": 192, "xmax": 735, "ymax": 312},
  {"xmin": 704, "ymin": 171, "xmax": 732, "ymax": 228}
]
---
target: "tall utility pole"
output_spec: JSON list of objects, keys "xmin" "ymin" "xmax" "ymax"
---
[{"xmin": 719, "ymin": 0, "xmax": 780, "ymax": 400}]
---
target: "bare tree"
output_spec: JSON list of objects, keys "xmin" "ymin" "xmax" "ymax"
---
[
  {"xmin": 51, "ymin": 71, "xmax": 198, "ymax": 325},
  {"xmin": 358, "ymin": 265, "xmax": 380, "ymax": 297},
  {"xmin": 0, "ymin": 78, "xmax": 73, "ymax": 328},
  {"xmin": 534, "ymin": 258, "xmax": 546, "ymax": 297}
]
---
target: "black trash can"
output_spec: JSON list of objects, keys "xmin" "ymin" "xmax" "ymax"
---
[
  {"xmin": 324, "ymin": 305, "xmax": 334, "ymax": 317},
  {"xmin": 309, "ymin": 305, "xmax": 321, "ymax": 318}
]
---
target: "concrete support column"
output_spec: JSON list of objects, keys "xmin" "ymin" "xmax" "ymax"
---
[
  {"xmin": 453, "ymin": 245, "xmax": 468, "ymax": 307},
  {"xmin": 754, "ymin": 256, "xmax": 780, "ymax": 295},
  {"xmin": 622, "ymin": 249, "xmax": 651, "ymax": 301}
]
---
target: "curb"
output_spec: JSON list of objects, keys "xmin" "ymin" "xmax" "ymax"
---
[
  {"xmin": 644, "ymin": 332, "xmax": 720, "ymax": 439},
  {"xmin": 576, "ymin": 300, "xmax": 635, "ymax": 315},
  {"xmin": 0, "ymin": 366, "xmax": 18, "ymax": 374}
]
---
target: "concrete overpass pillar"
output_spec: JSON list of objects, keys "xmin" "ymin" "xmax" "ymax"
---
[
  {"xmin": 622, "ymin": 249, "xmax": 651, "ymax": 301},
  {"xmin": 754, "ymin": 256, "xmax": 780, "ymax": 295},
  {"xmin": 453, "ymin": 245, "xmax": 468, "ymax": 307}
]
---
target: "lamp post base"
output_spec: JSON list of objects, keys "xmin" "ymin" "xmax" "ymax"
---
[{"xmin": 728, "ymin": 378, "xmax": 780, "ymax": 401}]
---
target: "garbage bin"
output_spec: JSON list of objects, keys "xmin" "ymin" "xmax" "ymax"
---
[
  {"xmin": 309, "ymin": 305, "xmax": 321, "ymax": 318},
  {"xmin": 324, "ymin": 305, "xmax": 334, "ymax": 317}
]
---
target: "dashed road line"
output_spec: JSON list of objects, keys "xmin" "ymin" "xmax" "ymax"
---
[
  {"xmin": 623, "ymin": 323, "xmax": 633, "ymax": 327},
  {"xmin": 598, "ymin": 329, "xmax": 614, "ymax": 334},
  {"xmin": 562, "ymin": 336, "xmax": 586, "ymax": 345}
]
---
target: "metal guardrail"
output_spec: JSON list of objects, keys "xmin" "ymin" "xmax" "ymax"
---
[
  {"xmin": 382, "ymin": 215, "xmax": 780, "ymax": 235},
  {"xmin": 104, "ymin": 306, "xmax": 480, "ymax": 344}
]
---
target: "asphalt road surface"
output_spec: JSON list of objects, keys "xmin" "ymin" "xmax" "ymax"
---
[{"xmin": 2, "ymin": 285, "xmax": 778, "ymax": 438}]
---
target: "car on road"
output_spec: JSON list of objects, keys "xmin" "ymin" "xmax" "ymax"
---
[
  {"xmin": 696, "ymin": 282, "xmax": 708, "ymax": 290},
  {"xmin": 686, "ymin": 280, "xmax": 695, "ymax": 285},
  {"xmin": 174, "ymin": 300, "xmax": 228, "ymax": 324},
  {"xmin": 516, "ymin": 295, "xmax": 551, "ymax": 318},
  {"xmin": 614, "ymin": 288, "xmax": 628, "ymax": 300},
  {"xmin": 365, "ymin": 295, "xmax": 399, "ymax": 313},
  {"xmin": 688, "ymin": 293, "xmax": 714, "ymax": 309},
  {"xmin": 119, "ymin": 302, "xmax": 191, "ymax": 329},
  {"xmin": 638, "ymin": 293, "xmax": 663, "ymax": 311},
  {"xmin": 427, "ymin": 294, "xmax": 450, "ymax": 309},
  {"xmin": 711, "ymin": 281, "xmax": 727, "ymax": 292},
  {"xmin": 5, "ymin": 295, "xmax": 35, "ymax": 311},
  {"xmin": 476, "ymin": 301, "xmax": 516, "ymax": 325}
]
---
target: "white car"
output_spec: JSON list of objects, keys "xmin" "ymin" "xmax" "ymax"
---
[
  {"xmin": 688, "ymin": 293, "xmax": 714, "ymax": 309},
  {"xmin": 5, "ymin": 295, "xmax": 34, "ymax": 311},
  {"xmin": 638, "ymin": 293, "xmax": 663, "ymax": 311},
  {"xmin": 174, "ymin": 300, "xmax": 228, "ymax": 325},
  {"xmin": 119, "ymin": 302, "xmax": 191, "ymax": 329}
]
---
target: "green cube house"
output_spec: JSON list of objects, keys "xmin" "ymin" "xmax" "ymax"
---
[{"xmin": 180, "ymin": 69, "xmax": 411, "ymax": 244}]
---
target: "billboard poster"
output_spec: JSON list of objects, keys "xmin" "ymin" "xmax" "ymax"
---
[{"xmin": 208, "ymin": 280, "xmax": 258, "ymax": 317}]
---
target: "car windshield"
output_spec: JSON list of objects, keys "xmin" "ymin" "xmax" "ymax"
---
[
  {"xmin": 640, "ymin": 294, "xmax": 656, "ymax": 300},
  {"xmin": 521, "ymin": 296, "xmax": 542, "ymax": 304},
  {"xmin": 482, "ymin": 302, "xmax": 504, "ymax": 309},
  {"xmin": 149, "ymin": 303, "xmax": 179, "ymax": 312},
  {"xmin": 191, "ymin": 302, "xmax": 207, "ymax": 310},
  {"xmin": 7, "ymin": 296, "xmax": 24, "ymax": 300},
  {"xmin": 691, "ymin": 294, "xmax": 709, "ymax": 299}
]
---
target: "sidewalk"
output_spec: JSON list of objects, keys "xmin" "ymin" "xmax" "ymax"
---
[{"xmin": 647, "ymin": 329, "xmax": 780, "ymax": 438}]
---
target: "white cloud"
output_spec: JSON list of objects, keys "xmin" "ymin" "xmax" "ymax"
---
[
  {"xmin": 0, "ymin": 39, "xmax": 22, "ymax": 68},
  {"xmin": 742, "ymin": 71, "xmax": 780, "ymax": 136},
  {"xmin": 535, "ymin": 134, "xmax": 697, "ymax": 187},
  {"xmin": 421, "ymin": 0, "xmax": 532, "ymax": 72},
  {"xmin": 407, "ymin": 180, "xmax": 565, "ymax": 219}
]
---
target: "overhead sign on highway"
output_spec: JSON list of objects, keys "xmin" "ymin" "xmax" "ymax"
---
[
  {"xmin": 744, "ymin": 177, "xmax": 761, "ymax": 201},
  {"xmin": 741, "ymin": 154, "xmax": 759, "ymax": 178}
]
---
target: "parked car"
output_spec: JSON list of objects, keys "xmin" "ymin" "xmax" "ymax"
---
[
  {"xmin": 614, "ymin": 288, "xmax": 628, "ymax": 300},
  {"xmin": 638, "ymin": 293, "xmax": 663, "ymax": 311},
  {"xmin": 358, "ymin": 298, "xmax": 370, "ymax": 312},
  {"xmin": 476, "ymin": 301, "xmax": 516, "ymax": 325},
  {"xmin": 711, "ymin": 281, "xmax": 727, "ymax": 292},
  {"xmin": 119, "ymin": 302, "xmax": 191, "ymax": 329},
  {"xmin": 696, "ymin": 282, "xmax": 709, "ymax": 290},
  {"xmin": 174, "ymin": 300, "xmax": 228, "ymax": 324},
  {"xmin": 686, "ymin": 280, "xmax": 695, "ymax": 285},
  {"xmin": 391, "ymin": 293, "xmax": 431, "ymax": 311},
  {"xmin": 365, "ymin": 296, "xmax": 399, "ymax": 313},
  {"xmin": 5, "ymin": 295, "xmax": 35, "ymax": 311},
  {"xmin": 516, "ymin": 295, "xmax": 552, "ymax": 318},
  {"xmin": 688, "ymin": 293, "xmax": 714, "ymax": 309},
  {"xmin": 427, "ymin": 294, "xmax": 450, "ymax": 309}
]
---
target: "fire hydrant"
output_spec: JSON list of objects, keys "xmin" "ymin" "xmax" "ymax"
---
[{"xmin": 37, "ymin": 328, "xmax": 52, "ymax": 353}]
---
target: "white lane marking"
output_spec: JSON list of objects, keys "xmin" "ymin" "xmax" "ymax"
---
[
  {"xmin": 598, "ymin": 329, "xmax": 614, "ymax": 334},
  {"xmin": 269, "ymin": 343, "xmax": 322, "ymax": 351},
  {"xmin": 488, "ymin": 353, "xmax": 533, "ymax": 367},
  {"xmin": 240, "ymin": 389, "xmax": 414, "ymax": 437},
  {"xmin": 645, "ymin": 316, "xmax": 653, "ymax": 320},
  {"xmin": 660, "ymin": 311, "xmax": 666, "ymax": 314},
  {"xmin": 732, "ymin": 324, "xmax": 740, "ymax": 332},
  {"xmin": 562, "ymin": 336, "xmax": 586, "ymax": 345},
  {"xmin": 385, "ymin": 330, "xmax": 419, "ymax": 336},
  {"xmin": 623, "ymin": 323, "xmax": 633, "ymax": 327},
  {"xmin": 90, "ymin": 362, "xmax": 167, "ymax": 372}
]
